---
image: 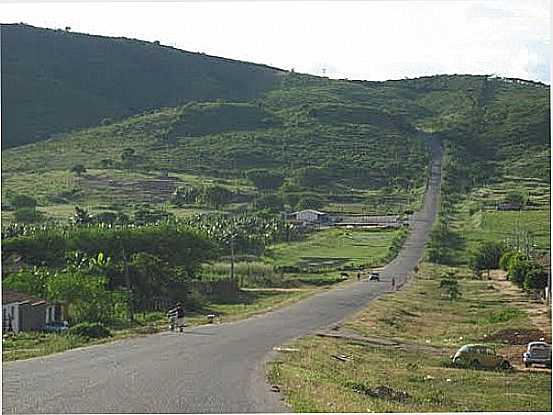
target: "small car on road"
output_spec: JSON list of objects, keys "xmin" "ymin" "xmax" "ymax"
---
[
  {"xmin": 369, "ymin": 272, "xmax": 380, "ymax": 281},
  {"xmin": 523, "ymin": 341, "xmax": 551, "ymax": 368},
  {"xmin": 451, "ymin": 344, "xmax": 511, "ymax": 369}
]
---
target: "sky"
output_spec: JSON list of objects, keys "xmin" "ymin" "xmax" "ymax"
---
[{"xmin": 0, "ymin": 0, "xmax": 550, "ymax": 83}]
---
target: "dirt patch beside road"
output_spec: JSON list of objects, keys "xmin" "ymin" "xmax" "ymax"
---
[{"xmin": 488, "ymin": 270, "xmax": 551, "ymax": 372}]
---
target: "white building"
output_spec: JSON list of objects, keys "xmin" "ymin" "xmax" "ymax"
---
[{"xmin": 288, "ymin": 209, "xmax": 330, "ymax": 224}]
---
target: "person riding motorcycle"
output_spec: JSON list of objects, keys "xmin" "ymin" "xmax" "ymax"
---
[{"xmin": 168, "ymin": 303, "xmax": 186, "ymax": 332}]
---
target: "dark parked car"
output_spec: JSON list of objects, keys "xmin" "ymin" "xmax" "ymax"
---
[{"xmin": 523, "ymin": 342, "xmax": 551, "ymax": 368}]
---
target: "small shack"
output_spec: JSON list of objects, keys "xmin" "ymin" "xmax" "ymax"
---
[{"xmin": 2, "ymin": 289, "xmax": 64, "ymax": 333}]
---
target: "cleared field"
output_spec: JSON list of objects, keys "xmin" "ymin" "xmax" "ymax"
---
[
  {"xmin": 454, "ymin": 204, "xmax": 550, "ymax": 254},
  {"xmin": 267, "ymin": 227, "xmax": 403, "ymax": 270}
]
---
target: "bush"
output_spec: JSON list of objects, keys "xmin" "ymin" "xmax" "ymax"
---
[
  {"xmin": 471, "ymin": 241, "xmax": 507, "ymax": 277},
  {"xmin": 68, "ymin": 322, "xmax": 112, "ymax": 339},
  {"xmin": 253, "ymin": 194, "xmax": 284, "ymax": 212},
  {"xmin": 296, "ymin": 195, "xmax": 325, "ymax": 210},
  {"xmin": 504, "ymin": 191, "xmax": 526, "ymax": 207},
  {"xmin": 523, "ymin": 264, "xmax": 548, "ymax": 291},
  {"xmin": 245, "ymin": 169, "xmax": 285, "ymax": 190},
  {"xmin": 426, "ymin": 221, "xmax": 465, "ymax": 265},
  {"xmin": 70, "ymin": 164, "xmax": 86, "ymax": 176},
  {"xmin": 499, "ymin": 250, "xmax": 517, "ymax": 271},
  {"xmin": 14, "ymin": 207, "xmax": 43, "ymax": 223},
  {"xmin": 10, "ymin": 194, "xmax": 38, "ymax": 209}
]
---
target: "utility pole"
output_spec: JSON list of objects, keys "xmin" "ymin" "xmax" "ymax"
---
[
  {"xmin": 123, "ymin": 247, "xmax": 133, "ymax": 322},
  {"xmin": 230, "ymin": 233, "xmax": 235, "ymax": 283}
]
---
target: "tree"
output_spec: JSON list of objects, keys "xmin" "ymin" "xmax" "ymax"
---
[
  {"xmin": 504, "ymin": 191, "xmax": 526, "ymax": 207},
  {"xmin": 94, "ymin": 211, "xmax": 118, "ymax": 225},
  {"xmin": 128, "ymin": 253, "xmax": 169, "ymax": 309},
  {"xmin": 120, "ymin": 148, "xmax": 136, "ymax": 161},
  {"xmin": 523, "ymin": 265, "xmax": 548, "ymax": 291},
  {"xmin": 426, "ymin": 221, "xmax": 465, "ymax": 265},
  {"xmin": 3, "ymin": 267, "xmax": 51, "ymax": 299},
  {"xmin": 253, "ymin": 194, "xmax": 284, "ymax": 213},
  {"xmin": 245, "ymin": 169, "xmax": 285, "ymax": 190},
  {"xmin": 439, "ymin": 271, "xmax": 462, "ymax": 301},
  {"xmin": 14, "ymin": 207, "xmax": 43, "ymax": 223},
  {"xmin": 499, "ymin": 250, "xmax": 518, "ymax": 271},
  {"xmin": 506, "ymin": 253, "xmax": 531, "ymax": 286},
  {"xmin": 198, "ymin": 185, "xmax": 234, "ymax": 209},
  {"xmin": 172, "ymin": 186, "xmax": 199, "ymax": 206},
  {"xmin": 296, "ymin": 195, "xmax": 325, "ymax": 210},
  {"xmin": 294, "ymin": 166, "xmax": 329, "ymax": 188},
  {"xmin": 471, "ymin": 241, "xmax": 507, "ymax": 278},
  {"xmin": 73, "ymin": 206, "xmax": 93, "ymax": 225},
  {"xmin": 70, "ymin": 164, "xmax": 86, "ymax": 176},
  {"xmin": 99, "ymin": 158, "xmax": 114, "ymax": 168},
  {"xmin": 48, "ymin": 270, "xmax": 111, "ymax": 323},
  {"xmin": 10, "ymin": 194, "xmax": 37, "ymax": 209}
]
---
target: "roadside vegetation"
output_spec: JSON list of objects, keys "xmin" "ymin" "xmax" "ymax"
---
[
  {"xmin": 268, "ymin": 262, "xmax": 551, "ymax": 412},
  {"xmin": 267, "ymin": 74, "xmax": 550, "ymax": 412}
]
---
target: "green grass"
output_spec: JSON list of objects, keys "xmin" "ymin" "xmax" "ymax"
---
[
  {"xmin": 447, "ymin": 180, "xmax": 551, "ymax": 260},
  {"xmin": 267, "ymin": 227, "xmax": 402, "ymax": 270},
  {"xmin": 268, "ymin": 262, "xmax": 552, "ymax": 412}
]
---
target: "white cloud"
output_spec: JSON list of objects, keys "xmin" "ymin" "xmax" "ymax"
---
[{"xmin": 0, "ymin": 1, "xmax": 549, "ymax": 83}]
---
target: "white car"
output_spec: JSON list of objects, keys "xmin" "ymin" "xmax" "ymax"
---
[{"xmin": 523, "ymin": 341, "xmax": 551, "ymax": 368}]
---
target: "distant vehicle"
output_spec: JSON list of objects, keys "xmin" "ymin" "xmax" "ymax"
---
[
  {"xmin": 451, "ymin": 344, "xmax": 511, "ymax": 369},
  {"xmin": 369, "ymin": 272, "xmax": 380, "ymax": 281},
  {"xmin": 44, "ymin": 321, "xmax": 69, "ymax": 333},
  {"xmin": 523, "ymin": 342, "xmax": 552, "ymax": 368}
]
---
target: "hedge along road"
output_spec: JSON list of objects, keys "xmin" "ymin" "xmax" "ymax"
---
[{"xmin": 2, "ymin": 135, "xmax": 442, "ymax": 414}]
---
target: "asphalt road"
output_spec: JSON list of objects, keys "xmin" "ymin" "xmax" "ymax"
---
[{"xmin": 2, "ymin": 136, "xmax": 442, "ymax": 414}]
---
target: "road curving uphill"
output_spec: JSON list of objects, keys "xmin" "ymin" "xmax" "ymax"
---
[{"xmin": 2, "ymin": 136, "xmax": 442, "ymax": 414}]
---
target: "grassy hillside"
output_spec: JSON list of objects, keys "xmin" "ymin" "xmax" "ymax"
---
[
  {"xmin": 1, "ymin": 23, "xmax": 283, "ymax": 148},
  {"xmin": 2, "ymin": 70, "xmax": 434, "ymax": 221},
  {"xmin": 2, "ymin": 26, "xmax": 550, "ymax": 226}
]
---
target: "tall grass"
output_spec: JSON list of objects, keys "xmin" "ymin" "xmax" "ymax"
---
[{"xmin": 201, "ymin": 261, "xmax": 282, "ymax": 287}]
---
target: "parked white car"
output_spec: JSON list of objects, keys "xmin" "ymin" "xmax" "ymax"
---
[{"xmin": 523, "ymin": 341, "xmax": 551, "ymax": 368}]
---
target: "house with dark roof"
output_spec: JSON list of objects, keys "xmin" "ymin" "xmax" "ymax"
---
[{"xmin": 2, "ymin": 289, "xmax": 64, "ymax": 333}]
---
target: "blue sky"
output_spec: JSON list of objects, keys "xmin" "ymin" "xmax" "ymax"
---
[{"xmin": 1, "ymin": 0, "xmax": 550, "ymax": 83}]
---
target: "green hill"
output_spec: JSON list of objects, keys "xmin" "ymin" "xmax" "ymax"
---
[
  {"xmin": 1, "ymin": 23, "xmax": 283, "ymax": 148},
  {"xmin": 1, "ymin": 25, "xmax": 550, "ymax": 224}
]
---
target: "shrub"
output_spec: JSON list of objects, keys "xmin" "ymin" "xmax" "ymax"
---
[
  {"xmin": 426, "ymin": 221, "xmax": 465, "ymax": 265},
  {"xmin": 499, "ymin": 250, "xmax": 517, "ymax": 271},
  {"xmin": 504, "ymin": 190, "xmax": 526, "ymax": 207},
  {"xmin": 523, "ymin": 264, "xmax": 548, "ymax": 291},
  {"xmin": 296, "ymin": 195, "xmax": 325, "ymax": 210},
  {"xmin": 471, "ymin": 241, "xmax": 507, "ymax": 277},
  {"xmin": 48, "ymin": 272, "xmax": 112, "ymax": 323},
  {"xmin": 10, "ymin": 194, "xmax": 38, "ymax": 209},
  {"xmin": 68, "ymin": 322, "xmax": 112, "ymax": 339},
  {"xmin": 14, "ymin": 207, "xmax": 43, "ymax": 223},
  {"xmin": 94, "ymin": 211, "xmax": 118, "ymax": 224},
  {"xmin": 439, "ymin": 271, "xmax": 462, "ymax": 301},
  {"xmin": 253, "ymin": 194, "xmax": 284, "ymax": 212},
  {"xmin": 245, "ymin": 169, "xmax": 285, "ymax": 190},
  {"xmin": 70, "ymin": 164, "xmax": 86, "ymax": 176}
]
